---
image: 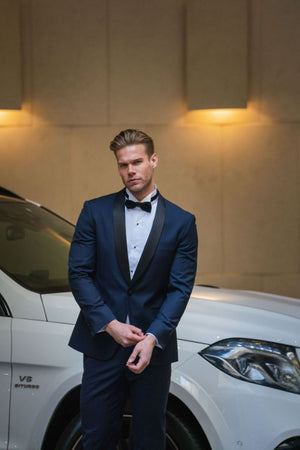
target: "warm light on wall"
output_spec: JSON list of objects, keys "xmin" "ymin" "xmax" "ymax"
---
[
  {"xmin": 0, "ymin": 111, "xmax": 11, "ymax": 117},
  {"xmin": 186, "ymin": 108, "xmax": 248, "ymax": 125},
  {"xmin": 179, "ymin": 100, "xmax": 271, "ymax": 126},
  {"xmin": 206, "ymin": 110, "xmax": 237, "ymax": 122},
  {"xmin": 0, "ymin": 104, "xmax": 33, "ymax": 127},
  {"xmin": 0, "ymin": 109, "xmax": 20, "ymax": 121},
  {"xmin": 0, "ymin": 110, "xmax": 13, "ymax": 122}
]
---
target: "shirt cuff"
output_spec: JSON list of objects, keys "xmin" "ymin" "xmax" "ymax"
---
[{"xmin": 146, "ymin": 332, "xmax": 162, "ymax": 349}]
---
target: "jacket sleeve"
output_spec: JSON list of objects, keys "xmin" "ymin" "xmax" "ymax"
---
[
  {"xmin": 146, "ymin": 214, "xmax": 198, "ymax": 349},
  {"xmin": 68, "ymin": 201, "xmax": 116, "ymax": 336}
]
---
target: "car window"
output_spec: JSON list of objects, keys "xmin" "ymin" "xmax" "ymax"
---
[{"xmin": 0, "ymin": 199, "xmax": 74, "ymax": 293}]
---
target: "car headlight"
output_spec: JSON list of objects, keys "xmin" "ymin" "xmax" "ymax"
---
[{"xmin": 200, "ymin": 338, "xmax": 300, "ymax": 394}]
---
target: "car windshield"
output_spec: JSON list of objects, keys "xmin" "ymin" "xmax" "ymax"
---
[{"xmin": 0, "ymin": 198, "xmax": 74, "ymax": 293}]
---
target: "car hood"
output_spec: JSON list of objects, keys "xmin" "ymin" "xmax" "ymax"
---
[
  {"xmin": 177, "ymin": 286, "xmax": 300, "ymax": 347},
  {"xmin": 42, "ymin": 286, "xmax": 300, "ymax": 347}
]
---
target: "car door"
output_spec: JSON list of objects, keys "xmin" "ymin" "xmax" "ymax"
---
[{"xmin": 0, "ymin": 294, "xmax": 12, "ymax": 450}]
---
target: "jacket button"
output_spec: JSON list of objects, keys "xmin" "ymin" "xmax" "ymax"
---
[{"xmin": 127, "ymin": 289, "xmax": 132, "ymax": 296}]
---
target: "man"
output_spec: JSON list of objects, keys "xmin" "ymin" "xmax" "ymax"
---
[{"xmin": 68, "ymin": 129, "xmax": 198, "ymax": 450}]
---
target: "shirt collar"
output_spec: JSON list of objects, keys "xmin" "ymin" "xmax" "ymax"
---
[{"xmin": 125, "ymin": 186, "xmax": 157, "ymax": 203}]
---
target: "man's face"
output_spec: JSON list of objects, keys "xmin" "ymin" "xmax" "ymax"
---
[{"xmin": 115, "ymin": 144, "xmax": 158, "ymax": 201}]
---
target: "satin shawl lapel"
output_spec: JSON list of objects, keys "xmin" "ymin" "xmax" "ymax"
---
[
  {"xmin": 113, "ymin": 189, "xmax": 131, "ymax": 285},
  {"xmin": 130, "ymin": 194, "xmax": 166, "ymax": 288}
]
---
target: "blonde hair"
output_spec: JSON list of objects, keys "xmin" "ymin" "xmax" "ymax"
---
[{"xmin": 110, "ymin": 129, "xmax": 154, "ymax": 157}]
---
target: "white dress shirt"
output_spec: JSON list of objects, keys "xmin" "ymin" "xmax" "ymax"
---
[{"xmin": 125, "ymin": 187, "xmax": 158, "ymax": 279}]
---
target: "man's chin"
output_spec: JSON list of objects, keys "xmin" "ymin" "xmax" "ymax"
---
[{"xmin": 126, "ymin": 183, "xmax": 141, "ymax": 193}]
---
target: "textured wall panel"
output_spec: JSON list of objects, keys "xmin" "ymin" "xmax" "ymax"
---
[
  {"xmin": 0, "ymin": 0, "xmax": 22, "ymax": 109},
  {"xmin": 186, "ymin": 0, "xmax": 247, "ymax": 109},
  {"xmin": 222, "ymin": 124, "xmax": 299, "ymax": 273},
  {"xmin": 31, "ymin": 0, "xmax": 108, "ymax": 125},
  {"xmin": 69, "ymin": 127, "xmax": 122, "ymax": 221},
  {"xmin": 261, "ymin": 0, "xmax": 300, "ymax": 121},
  {"xmin": 0, "ymin": 128, "xmax": 72, "ymax": 219},
  {"xmin": 109, "ymin": 0, "xmax": 184, "ymax": 124}
]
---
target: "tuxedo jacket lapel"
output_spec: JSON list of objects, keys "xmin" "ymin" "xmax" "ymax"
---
[
  {"xmin": 113, "ymin": 190, "xmax": 166, "ymax": 287},
  {"xmin": 113, "ymin": 189, "xmax": 131, "ymax": 285}
]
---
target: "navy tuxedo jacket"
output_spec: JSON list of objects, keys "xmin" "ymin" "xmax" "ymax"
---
[{"xmin": 68, "ymin": 189, "xmax": 198, "ymax": 364}]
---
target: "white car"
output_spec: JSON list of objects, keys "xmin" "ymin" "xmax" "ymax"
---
[{"xmin": 0, "ymin": 192, "xmax": 300, "ymax": 450}]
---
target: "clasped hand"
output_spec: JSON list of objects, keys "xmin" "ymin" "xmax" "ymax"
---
[{"xmin": 105, "ymin": 320, "xmax": 156, "ymax": 374}]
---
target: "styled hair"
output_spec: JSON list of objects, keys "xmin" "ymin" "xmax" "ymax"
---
[{"xmin": 110, "ymin": 129, "xmax": 154, "ymax": 157}]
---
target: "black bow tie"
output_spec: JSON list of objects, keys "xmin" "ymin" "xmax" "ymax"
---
[{"xmin": 125, "ymin": 192, "xmax": 158, "ymax": 213}]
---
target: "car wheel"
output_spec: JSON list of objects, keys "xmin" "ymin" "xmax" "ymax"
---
[
  {"xmin": 166, "ymin": 409, "xmax": 209, "ymax": 450},
  {"xmin": 55, "ymin": 414, "xmax": 82, "ymax": 450},
  {"xmin": 55, "ymin": 410, "xmax": 208, "ymax": 450}
]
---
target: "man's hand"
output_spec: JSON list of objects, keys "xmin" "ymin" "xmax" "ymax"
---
[
  {"xmin": 126, "ymin": 334, "xmax": 156, "ymax": 374},
  {"xmin": 105, "ymin": 319, "xmax": 145, "ymax": 347}
]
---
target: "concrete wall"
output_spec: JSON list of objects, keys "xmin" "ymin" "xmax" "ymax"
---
[{"xmin": 0, "ymin": 0, "xmax": 299, "ymax": 298}]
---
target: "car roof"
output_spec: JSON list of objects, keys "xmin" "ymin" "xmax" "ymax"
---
[
  {"xmin": 0, "ymin": 195, "xmax": 25, "ymax": 203},
  {"xmin": 0, "ymin": 187, "xmax": 24, "ymax": 200}
]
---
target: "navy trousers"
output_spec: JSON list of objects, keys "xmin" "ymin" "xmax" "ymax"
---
[{"xmin": 80, "ymin": 347, "xmax": 171, "ymax": 450}]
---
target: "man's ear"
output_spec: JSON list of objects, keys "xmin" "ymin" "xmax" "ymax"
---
[{"xmin": 151, "ymin": 153, "xmax": 158, "ymax": 168}]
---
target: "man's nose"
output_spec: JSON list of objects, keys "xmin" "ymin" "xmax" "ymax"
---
[{"xmin": 128, "ymin": 164, "xmax": 135, "ymax": 174}]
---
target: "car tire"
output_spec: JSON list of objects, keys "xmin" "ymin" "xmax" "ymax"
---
[
  {"xmin": 55, "ymin": 410, "xmax": 209, "ymax": 450},
  {"xmin": 166, "ymin": 409, "xmax": 209, "ymax": 450},
  {"xmin": 55, "ymin": 414, "xmax": 82, "ymax": 450}
]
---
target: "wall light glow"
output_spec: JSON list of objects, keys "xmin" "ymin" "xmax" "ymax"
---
[
  {"xmin": 180, "ymin": 102, "xmax": 271, "ymax": 126},
  {"xmin": 0, "ymin": 109, "xmax": 19, "ymax": 126},
  {"xmin": 0, "ymin": 104, "xmax": 32, "ymax": 127},
  {"xmin": 208, "ymin": 110, "xmax": 237, "ymax": 121},
  {"xmin": 0, "ymin": 109, "xmax": 19, "ymax": 117},
  {"xmin": 186, "ymin": 108, "xmax": 248, "ymax": 125}
]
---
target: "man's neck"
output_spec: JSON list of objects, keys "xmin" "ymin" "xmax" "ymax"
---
[{"xmin": 126, "ymin": 185, "xmax": 157, "ymax": 202}]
